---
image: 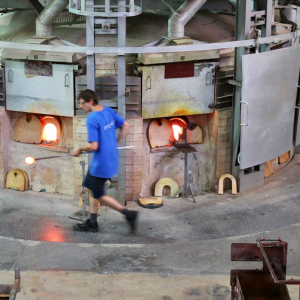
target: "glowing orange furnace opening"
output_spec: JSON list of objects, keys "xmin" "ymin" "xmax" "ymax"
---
[
  {"xmin": 172, "ymin": 125, "xmax": 183, "ymax": 140},
  {"xmin": 169, "ymin": 118, "xmax": 187, "ymax": 141},
  {"xmin": 25, "ymin": 157, "xmax": 35, "ymax": 165},
  {"xmin": 42, "ymin": 123, "xmax": 57, "ymax": 141}
]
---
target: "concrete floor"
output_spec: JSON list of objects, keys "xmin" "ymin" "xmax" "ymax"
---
[{"xmin": 1, "ymin": 156, "xmax": 300, "ymax": 299}]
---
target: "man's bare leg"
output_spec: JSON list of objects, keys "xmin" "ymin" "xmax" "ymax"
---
[
  {"xmin": 98, "ymin": 195, "xmax": 138, "ymax": 233},
  {"xmin": 98, "ymin": 195, "xmax": 124, "ymax": 211},
  {"xmin": 75, "ymin": 195, "xmax": 138, "ymax": 233}
]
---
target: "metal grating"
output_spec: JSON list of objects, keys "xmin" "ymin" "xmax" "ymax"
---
[
  {"xmin": 54, "ymin": 11, "xmax": 86, "ymax": 25},
  {"xmin": 215, "ymin": 67, "xmax": 234, "ymax": 111},
  {"xmin": 0, "ymin": 157, "xmax": 300, "ymax": 244}
]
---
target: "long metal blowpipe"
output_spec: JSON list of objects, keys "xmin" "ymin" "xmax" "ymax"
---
[{"xmin": 24, "ymin": 146, "xmax": 134, "ymax": 165}]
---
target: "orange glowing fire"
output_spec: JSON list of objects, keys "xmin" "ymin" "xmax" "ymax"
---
[
  {"xmin": 169, "ymin": 118, "xmax": 187, "ymax": 141},
  {"xmin": 25, "ymin": 157, "xmax": 35, "ymax": 164},
  {"xmin": 172, "ymin": 125, "xmax": 183, "ymax": 140},
  {"xmin": 42, "ymin": 123, "xmax": 57, "ymax": 141}
]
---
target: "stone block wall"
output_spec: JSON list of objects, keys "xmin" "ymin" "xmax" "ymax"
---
[
  {"xmin": 215, "ymin": 109, "xmax": 232, "ymax": 190},
  {"xmin": 125, "ymin": 116, "xmax": 143, "ymax": 202},
  {"xmin": 72, "ymin": 115, "xmax": 88, "ymax": 198},
  {"xmin": 6, "ymin": 112, "xmax": 75, "ymax": 195},
  {"xmin": 95, "ymin": 54, "xmax": 137, "ymax": 77}
]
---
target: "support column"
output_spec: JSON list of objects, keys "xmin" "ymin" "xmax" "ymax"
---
[
  {"xmin": 86, "ymin": 0, "xmax": 95, "ymax": 166},
  {"xmin": 231, "ymin": 0, "xmax": 252, "ymax": 186},
  {"xmin": 86, "ymin": 0, "xmax": 95, "ymax": 90},
  {"xmin": 118, "ymin": 0, "xmax": 127, "ymax": 202},
  {"xmin": 259, "ymin": 0, "xmax": 272, "ymax": 52}
]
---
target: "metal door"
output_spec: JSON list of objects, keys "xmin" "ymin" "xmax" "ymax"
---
[
  {"xmin": 295, "ymin": 80, "xmax": 300, "ymax": 146},
  {"xmin": 5, "ymin": 60, "xmax": 75, "ymax": 117},
  {"xmin": 139, "ymin": 62, "xmax": 216, "ymax": 119},
  {"xmin": 240, "ymin": 45, "xmax": 300, "ymax": 169}
]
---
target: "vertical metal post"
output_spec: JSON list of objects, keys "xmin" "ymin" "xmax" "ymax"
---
[
  {"xmin": 293, "ymin": 6, "xmax": 300, "ymax": 46},
  {"xmin": 259, "ymin": 0, "xmax": 272, "ymax": 52},
  {"xmin": 184, "ymin": 153, "xmax": 188, "ymax": 196},
  {"xmin": 80, "ymin": 160, "xmax": 86, "ymax": 216},
  {"xmin": 130, "ymin": 0, "xmax": 134, "ymax": 12},
  {"xmin": 81, "ymin": 0, "xmax": 85, "ymax": 11},
  {"xmin": 105, "ymin": 0, "xmax": 110, "ymax": 14},
  {"xmin": 86, "ymin": 0, "xmax": 95, "ymax": 167},
  {"xmin": 86, "ymin": 0, "xmax": 95, "ymax": 90},
  {"xmin": 186, "ymin": 153, "xmax": 193, "ymax": 196},
  {"xmin": 118, "ymin": 0, "xmax": 127, "ymax": 203},
  {"xmin": 231, "ymin": 0, "xmax": 252, "ymax": 185}
]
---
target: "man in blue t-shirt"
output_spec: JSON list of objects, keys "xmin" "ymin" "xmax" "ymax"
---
[{"xmin": 72, "ymin": 89, "xmax": 138, "ymax": 233}]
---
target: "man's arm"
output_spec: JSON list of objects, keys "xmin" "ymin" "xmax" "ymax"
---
[
  {"xmin": 117, "ymin": 121, "xmax": 130, "ymax": 146},
  {"xmin": 72, "ymin": 142, "xmax": 98, "ymax": 157}
]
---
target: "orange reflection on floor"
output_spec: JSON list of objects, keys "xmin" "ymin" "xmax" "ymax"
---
[{"xmin": 43, "ymin": 227, "xmax": 65, "ymax": 243}]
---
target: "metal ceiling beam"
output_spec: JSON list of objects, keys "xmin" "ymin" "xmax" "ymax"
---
[
  {"xmin": 1, "ymin": 29, "xmax": 298, "ymax": 54},
  {"xmin": 0, "ymin": 0, "xmax": 232, "ymax": 11}
]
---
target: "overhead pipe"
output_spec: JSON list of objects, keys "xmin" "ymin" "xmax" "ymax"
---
[
  {"xmin": 168, "ymin": 0, "xmax": 208, "ymax": 39},
  {"xmin": 36, "ymin": 0, "xmax": 68, "ymax": 37}
]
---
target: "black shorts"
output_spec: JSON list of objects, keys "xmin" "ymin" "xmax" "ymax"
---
[{"xmin": 82, "ymin": 172, "xmax": 108, "ymax": 199}]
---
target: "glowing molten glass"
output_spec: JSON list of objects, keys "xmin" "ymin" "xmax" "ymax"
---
[
  {"xmin": 25, "ymin": 157, "xmax": 35, "ymax": 165},
  {"xmin": 42, "ymin": 123, "xmax": 57, "ymax": 141},
  {"xmin": 172, "ymin": 125, "xmax": 183, "ymax": 140}
]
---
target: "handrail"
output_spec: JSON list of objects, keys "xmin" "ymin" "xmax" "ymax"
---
[{"xmin": 0, "ymin": 30, "xmax": 299, "ymax": 55}]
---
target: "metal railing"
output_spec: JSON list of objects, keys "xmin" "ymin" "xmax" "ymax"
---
[{"xmin": 69, "ymin": 0, "xmax": 142, "ymax": 17}]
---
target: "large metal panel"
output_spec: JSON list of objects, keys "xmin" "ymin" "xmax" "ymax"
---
[
  {"xmin": 295, "ymin": 79, "xmax": 300, "ymax": 146},
  {"xmin": 5, "ymin": 60, "xmax": 75, "ymax": 117},
  {"xmin": 240, "ymin": 45, "xmax": 300, "ymax": 169},
  {"xmin": 140, "ymin": 62, "xmax": 216, "ymax": 118}
]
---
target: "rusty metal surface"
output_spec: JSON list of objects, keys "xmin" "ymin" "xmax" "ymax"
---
[
  {"xmin": 0, "ymin": 268, "xmax": 20, "ymax": 300},
  {"xmin": 231, "ymin": 241, "xmax": 287, "ymax": 282},
  {"xmin": 256, "ymin": 238, "xmax": 300, "ymax": 285},
  {"xmin": 231, "ymin": 242, "xmax": 286, "ymax": 263},
  {"xmin": 231, "ymin": 239, "xmax": 300, "ymax": 300},
  {"xmin": 139, "ymin": 62, "xmax": 216, "ymax": 118},
  {"xmin": 236, "ymin": 273, "xmax": 291, "ymax": 300},
  {"xmin": 173, "ymin": 142, "xmax": 197, "ymax": 153},
  {"xmin": 164, "ymin": 61, "xmax": 194, "ymax": 79},
  {"xmin": 24, "ymin": 60, "xmax": 53, "ymax": 77},
  {"xmin": 5, "ymin": 60, "xmax": 75, "ymax": 117}
]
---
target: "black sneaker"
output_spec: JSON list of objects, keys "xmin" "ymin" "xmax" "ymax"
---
[
  {"xmin": 126, "ymin": 211, "xmax": 138, "ymax": 234},
  {"xmin": 73, "ymin": 219, "xmax": 99, "ymax": 232}
]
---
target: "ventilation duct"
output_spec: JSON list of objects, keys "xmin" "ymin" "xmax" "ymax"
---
[
  {"xmin": 168, "ymin": 0, "xmax": 208, "ymax": 39},
  {"xmin": 36, "ymin": 0, "xmax": 68, "ymax": 37}
]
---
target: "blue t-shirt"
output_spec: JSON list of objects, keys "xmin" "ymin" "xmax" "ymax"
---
[{"xmin": 86, "ymin": 106, "xmax": 125, "ymax": 178}]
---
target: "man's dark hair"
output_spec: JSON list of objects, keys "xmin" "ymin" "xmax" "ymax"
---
[{"xmin": 77, "ymin": 89, "xmax": 99, "ymax": 105}]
